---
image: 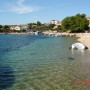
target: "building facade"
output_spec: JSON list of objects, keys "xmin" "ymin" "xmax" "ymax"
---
[{"xmin": 48, "ymin": 20, "xmax": 61, "ymax": 26}]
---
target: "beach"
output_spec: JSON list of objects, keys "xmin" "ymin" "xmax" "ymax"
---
[
  {"xmin": 76, "ymin": 33, "xmax": 90, "ymax": 50},
  {"xmin": 43, "ymin": 31, "xmax": 90, "ymax": 50}
]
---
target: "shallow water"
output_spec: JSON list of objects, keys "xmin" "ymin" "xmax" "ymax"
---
[{"xmin": 0, "ymin": 34, "xmax": 90, "ymax": 90}]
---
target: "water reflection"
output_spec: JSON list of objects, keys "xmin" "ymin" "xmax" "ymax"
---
[
  {"xmin": 0, "ymin": 66, "xmax": 15, "ymax": 90},
  {"xmin": 71, "ymin": 49, "xmax": 85, "ymax": 56}
]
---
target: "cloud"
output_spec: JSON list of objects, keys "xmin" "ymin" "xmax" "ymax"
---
[{"xmin": 8, "ymin": 0, "xmax": 40, "ymax": 14}]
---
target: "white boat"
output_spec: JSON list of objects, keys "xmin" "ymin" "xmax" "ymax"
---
[
  {"xmin": 35, "ymin": 31, "xmax": 39, "ymax": 35},
  {"xmin": 35, "ymin": 31, "xmax": 43, "ymax": 35},
  {"xmin": 69, "ymin": 43, "xmax": 88, "ymax": 50}
]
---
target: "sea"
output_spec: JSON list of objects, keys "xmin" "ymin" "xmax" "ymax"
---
[{"xmin": 0, "ymin": 34, "xmax": 90, "ymax": 90}]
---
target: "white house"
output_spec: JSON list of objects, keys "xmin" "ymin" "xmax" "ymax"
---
[
  {"xmin": 20, "ymin": 25, "xmax": 28, "ymax": 30},
  {"xmin": 15, "ymin": 26, "xmax": 21, "ymax": 30},
  {"xmin": 10, "ymin": 25, "xmax": 21, "ymax": 31},
  {"xmin": 48, "ymin": 20, "xmax": 61, "ymax": 26}
]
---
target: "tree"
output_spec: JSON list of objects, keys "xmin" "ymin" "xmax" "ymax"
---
[
  {"xmin": 3, "ymin": 25, "xmax": 10, "ymax": 33},
  {"xmin": 37, "ymin": 21, "xmax": 41, "ymax": 26},
  {"xmin": 48, "ymin": 24, "xmax": 55, "ymax": 30},
  {"xmin": 27, "ymin": 23, "xmax": 32, "ymax": 30},
  {"xmin": 0, "ymin": 25, "xmax": 3, "ymax": 32},
  {"xmin": 61, "ymin": 13, "xmax": 89, "ymax": 32},
  {"xmin": 55, "ymin": 25, "xmax": 62, "ymax": 32},
  {"xmin": 61, "ymin": 17, "xmax": 71, "ymax": 31}
]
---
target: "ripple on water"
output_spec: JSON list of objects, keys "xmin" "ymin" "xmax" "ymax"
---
[{"xmin": 1, "ymin": 35, "xmax": 90, "ymax": 90}]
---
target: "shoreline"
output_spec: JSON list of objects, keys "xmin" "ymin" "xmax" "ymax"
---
[
  {"xmin": 0, "ymin": 32, "xmax": 90, "ymax": 50},
  {"xmin": 0, "ymin": 32, "xmax": 34, "ymax": 34},
  {"xmin": 76, "ymin": 33, "xmax": 90, "ymax": 50}
]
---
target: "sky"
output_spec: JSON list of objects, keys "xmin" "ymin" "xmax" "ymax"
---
[{"xmin": 0, "ymin": 0, "xmax": 90, "ymax": 25}]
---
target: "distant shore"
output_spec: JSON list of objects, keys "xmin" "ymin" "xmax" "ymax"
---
[{"xmin": 0, "ymin": 32, "xmax": 33, "ymax": 34}]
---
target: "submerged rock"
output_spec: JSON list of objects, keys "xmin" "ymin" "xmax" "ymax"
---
[{"xmin": 68, "ymin": 57, "xmax": 75, "ymax": 60}]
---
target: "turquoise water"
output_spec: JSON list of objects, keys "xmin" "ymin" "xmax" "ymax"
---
[{"xmin": 0, "ymin": 34, "xmax": 90, "ymax": 90}]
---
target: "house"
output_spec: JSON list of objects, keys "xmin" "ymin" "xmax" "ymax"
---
[
  {"xmin": 15, "ymin": 26, "xmax": 21, "ymax": 30},
  {"xmin": 10, "ymin": 25, "xmax": 21, "ymax": 31},
  {"xmin": 10, "ymin": 25, "xmax": 16, "ymax": 30},
  {"xmin": 48, "ymin": 20, "xmax": 61, "ymax": 26},
  {"xmin": 20, "ymin": 24, "xmax": 28, "ymax": 30}
]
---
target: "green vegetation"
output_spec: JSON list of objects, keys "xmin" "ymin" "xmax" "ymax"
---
[
  {"xmin": 0, "ymin": 25, "xmax": 11, "ymax": 33},
  {"xmin": 0, "ymin": 25, "xmax": 27, "ymax": 33},
  {"xmin": 28, "ymin": 21, "xmax": 60, "ymax": 32},
  {"xmin": 0, "ymin": 25, "xmax": 3, "ymax": 32},
  {"xmin": 37, "ymin": 21, "xmax": 41, "ymax": 26},
  {"xmin": 3, "ymin": 25, "xmax": 10, "ymax": 33},
  {"xmin": 0, "ymin": 14, "xmax": 90, "ymax": 33},
  {"xmin": 61, "ymin": 14, "xmax": 89, "ymax": 32}
]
